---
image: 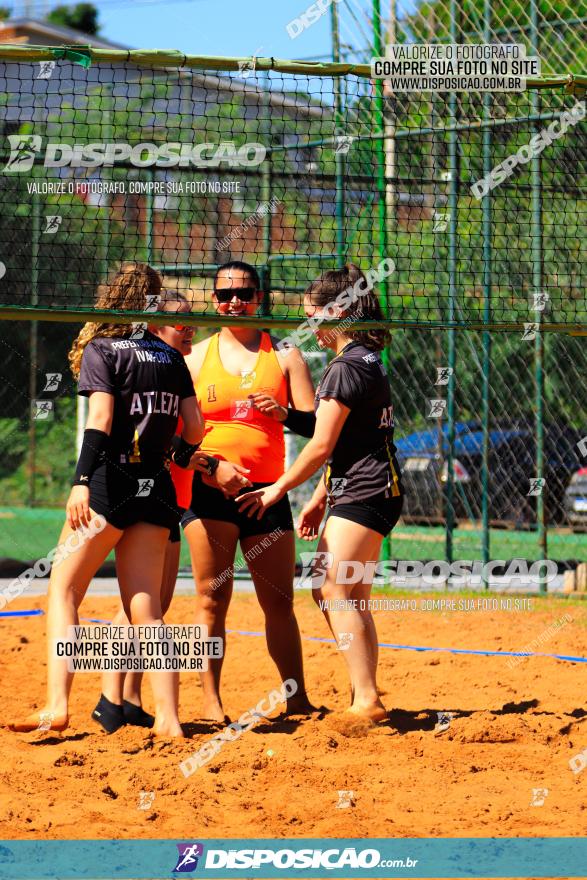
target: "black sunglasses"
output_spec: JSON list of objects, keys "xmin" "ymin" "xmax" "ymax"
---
[{"xmin": 214, "ymin": 287, "xmax": 257, "ymax": 303}]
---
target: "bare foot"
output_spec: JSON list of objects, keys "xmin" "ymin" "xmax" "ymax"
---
[
  {"xmin": 201, "ymin": 699, "xmax": 226, "ymax": 724},
  {"xmin": 285, "ymin": 696, "xmax": 324, "ymax": 717},
  {"xmin": 347, "ymin": 701, "xmax": 387, "ymax": 723},
  {"xmin": 153, "ymin": 720, "xmax": 185, "ymax": 738},
  {"xmin": 9, "ymin": 710, "xmax": 69, "ymax": 733}
]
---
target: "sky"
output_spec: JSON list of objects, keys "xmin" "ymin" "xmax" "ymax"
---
[{"xmin": 96, "ymin": 0, "xmax": 340, "ymax": 57}]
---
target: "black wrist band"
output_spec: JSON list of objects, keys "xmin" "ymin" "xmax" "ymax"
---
[
  {"xmin": 73, "ymin": 428, "xmax": 109, "ymax": 486},
  {"xmin": 284, "ymin": 408, "xmax": 316, "ymax": 438},
  {"xmin": 204, "ymin": 455, "xmax": 220, "ymax": 477},
  {"xmin": 172, "ymin": 436, "xmax": 201, "ymax": 468}
]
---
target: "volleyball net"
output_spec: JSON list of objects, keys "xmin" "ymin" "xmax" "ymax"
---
[
  {"xmin": 0, "ymin": 48, "xmax": 586, "ymax": 563},
  {"xmin": 0, "ymin": 48, "xmax": 585, "ymax": 332}
]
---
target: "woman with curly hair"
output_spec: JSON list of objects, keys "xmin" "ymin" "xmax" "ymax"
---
[{"xmin": 10, "ymin": 263, "xmax": 203, "ymax": 738}]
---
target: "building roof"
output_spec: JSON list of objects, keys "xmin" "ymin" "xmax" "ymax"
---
[
  {"xmin": 0, "ymin": 17, "xmax": 129, "ymax": 49},
  {"xmin": 0, "ymin": 19, "xmax": 326, "ymax": 118}
]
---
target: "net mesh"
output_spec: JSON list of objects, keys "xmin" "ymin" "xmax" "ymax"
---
[
  {"xmin": 0, "ymin": 49, "xmax": 585, "ymax": 555},
  {"xmin": 337, "ymin": 0, "xmax": 587, "ymax": 74},
  {"xmin": 0, "ymin": 52, "xmax": 585, "ymax": 331}
]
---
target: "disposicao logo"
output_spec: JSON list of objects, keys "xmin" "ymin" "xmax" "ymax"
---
[
  {"xmin": 173, "ymin": 843, "xmax": 205, "ymax": 873},
  {"xmin": 3, "ymin": 135, "xmax": 266, "ymax": 172}
]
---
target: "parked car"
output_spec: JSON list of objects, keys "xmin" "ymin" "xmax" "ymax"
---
[
  {"xmin": 564, "ymin": 468, "xmax": 587, "ymax": 532},
  {"xmin": 396, "ymin": 421, "xmax": 582, "ymax": 526}
]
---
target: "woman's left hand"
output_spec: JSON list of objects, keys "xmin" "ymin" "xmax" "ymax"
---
[{"xmin": 237, "ymin": 483, "xmax": 284, "ymax": 519}]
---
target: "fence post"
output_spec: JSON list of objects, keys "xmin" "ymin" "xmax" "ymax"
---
[
  {"xmin": 331, "ymin": 0, "xmax": 346, "ymax": 266},
  {"xmin": 372, "ymin": 0, "xmax": 392, "ymax": 566},
  {"xmin": 481, "ymin": 0, "xmax": 493, "ymax": 588},
  {"xmin": 28, "ymin": 191, "xmax": 40, "ymax": 506},
  {"xmin": 445, "ymin": 0, "xmax": 459, "ymax": 567},
  {"xmin": 259, "ymin": 71, "xmax": 272, "ymax": 318},
  {"xmin": 530, "ymin": 0, "xmax": 547, "ymax": 592}
]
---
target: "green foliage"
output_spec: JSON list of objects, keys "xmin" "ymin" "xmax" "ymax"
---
[
  {"xmin": 0, "ymin": 397, "xmax": 77, "ymax": 506},
  {"xmin": 404, "ymin": 0, "xmax": 587, "ymax": 73},
  {"xmin": 45, "ymin": 2, "xmax": 100, "ymax": 35}
]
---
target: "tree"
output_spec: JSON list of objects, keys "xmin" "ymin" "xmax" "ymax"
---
[
  {"xmin": 45, "ymin": 3, "xmax": 100, "ymax": 36},
  {"xmin": 403, "ymin": 0, "xmax": 587, "ymax": 73}
]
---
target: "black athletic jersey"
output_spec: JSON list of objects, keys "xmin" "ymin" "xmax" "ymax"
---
[
  {"xmin": 78, "ymin": 331, "xmax": 195, "ymax": 464},
  {"xmin": 315, "ymin": 341, "xmax": 403, "ymax": 505}
]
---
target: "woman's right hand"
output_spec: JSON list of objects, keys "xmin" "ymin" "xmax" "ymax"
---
[
  {"xmin": 66, "ymin": 485, "xmax": 92, "ymax": 531},
  {"xmin": 248, "ymin": 393, "xmax": 287, "ymax": 421},
  {"xmin": 202, "ymin": 460, "xmax": 252, "ymax": 497},
  {"xmin": 297, "ymin": 497, "xmax": 327, "ymax": 541}
]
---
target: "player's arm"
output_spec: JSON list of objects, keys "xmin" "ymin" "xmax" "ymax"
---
[
  {"xmin": 172, "ymin": 350, "xmax": 205, "ymax": 464},
  {"xmin": 297, "ymin": 476, "xmax": 328, "ymax": 541},
  {"xmin": 68, "ymin": 391, "xmax": 114, "ymax": 530},
  {"xmin": 250, "ymin": 343, "xmax": 316, "ymax": 434},
  {"xmin": 173, "ymin": 393, "xmax": 205, "ymax": 466},
  {"xmin": 275, "ymin": 397, "xmax": 348, "ymax": 492},
  {"xmin": 178, "ymin": 396, "xmax": 204, "ymax": 445},
  {"xmin": 238, "ymin": 397, "xmax": 349, "ymax": 517}
]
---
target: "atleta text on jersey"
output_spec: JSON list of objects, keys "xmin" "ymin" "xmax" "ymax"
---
[{"xmin": 78, "ymin": 332, "xmax": 195, "ymax": 464}]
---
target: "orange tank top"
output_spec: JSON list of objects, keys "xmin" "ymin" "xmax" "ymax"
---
[{"xmin": 196, "ymin": 331, "xmax": 287, "ymax": 482}]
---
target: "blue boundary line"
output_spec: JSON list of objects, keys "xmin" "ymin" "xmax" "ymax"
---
[
  {"xmin": 3, "ymin": 614, "xmax": 585, "ymax": 663},
  {"xmin": 225, "ymin": 628, "xmax": 587, "ymax": 664},
  {"xmin": 0, "ymin": 609, "xmax": 44, "ymax": 617}
]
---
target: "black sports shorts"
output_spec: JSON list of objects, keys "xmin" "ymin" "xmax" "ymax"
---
[
  {"xmin": 327, "ymin": 491, "xmax": 403, "ymax": 537},
  {"xmin": 169, "ymin": 508, "xmax": 185, "ymax": 544},
  {"xmin": 88, "ymin": 462, "xmax": 180, "ymax": 533},
  {"xmin": 181, "ymin": 473, "xmax": 293, "ymax": 539}
]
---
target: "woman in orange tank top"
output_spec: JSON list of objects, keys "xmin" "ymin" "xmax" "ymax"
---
[{"xmin": 182, "ymin": 261, "xmax": 317, "ymax": 722}]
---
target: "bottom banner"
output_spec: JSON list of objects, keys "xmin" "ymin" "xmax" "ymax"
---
[{"xmin": 0, "ymin": 837, "xmax": 585, "ymax": 878}]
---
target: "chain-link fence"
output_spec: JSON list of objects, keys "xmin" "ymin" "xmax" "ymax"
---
[{"xmin": 0, "ymin": 42, "xmax": 585, "ymax": 575}]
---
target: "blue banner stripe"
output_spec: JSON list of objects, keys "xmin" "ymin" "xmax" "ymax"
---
[{"xmin": 1, "ymin": 838, "xmax": 586, "ymax": 879}]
